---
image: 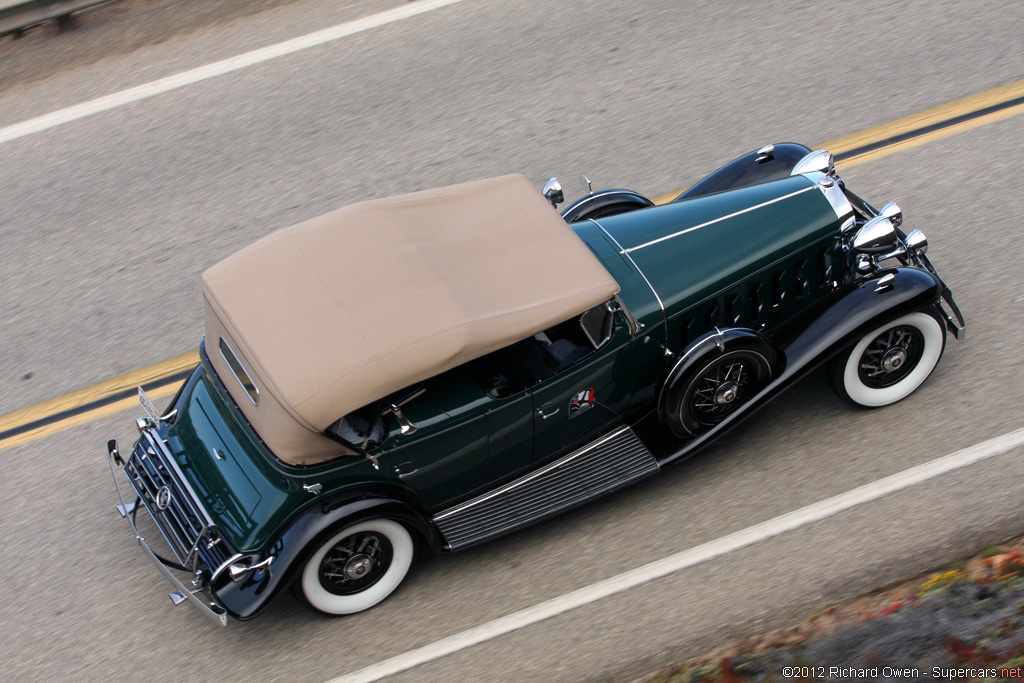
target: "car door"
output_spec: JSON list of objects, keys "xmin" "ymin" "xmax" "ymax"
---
[
  {"xmin": 530, "ymin": 321, "xmax": 633, "ymax": 463},
  {"xmin": 378, "ymin": 371, "xmax": 493, "ymax": 512}
]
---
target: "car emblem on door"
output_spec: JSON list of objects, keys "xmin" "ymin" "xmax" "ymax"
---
[
  {"xmin": 568, "ymin": 388, "xmax": 596, "ymax": 419},
  {"xmin": 155, "ymin": 486, "xmax": 172, "ymax": 510}
]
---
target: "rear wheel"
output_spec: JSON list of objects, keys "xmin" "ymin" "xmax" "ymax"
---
[
  {"xmin": 828, "ymin": 309, "xmax": 945, "ymax": 408},
  {"xmin": 299, "ymin": 519, "xmax": 414, "ymax": 615}
]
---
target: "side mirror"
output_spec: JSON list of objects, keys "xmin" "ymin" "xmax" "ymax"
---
[
  {"xmin": 543, "ymin": 178, "xmax": 564, "ymax": 207},
  {"xmin": 853, "ymin": 216, "xmax": 898, "ymax": 253}
]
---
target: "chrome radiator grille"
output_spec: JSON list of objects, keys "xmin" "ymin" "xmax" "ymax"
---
[{"xmin": 125, "ymin": 429, "xmax": 229, "ymax": 569}]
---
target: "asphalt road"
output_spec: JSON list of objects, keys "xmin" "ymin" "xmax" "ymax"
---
[{"xmin": 1, "ymin": 1, "xmax": 1023, "ymax": 681}]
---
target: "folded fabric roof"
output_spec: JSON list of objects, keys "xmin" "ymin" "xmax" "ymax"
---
[{"xmin": 201, "ymin": 174, "xmax": 620, "ymax": 464}]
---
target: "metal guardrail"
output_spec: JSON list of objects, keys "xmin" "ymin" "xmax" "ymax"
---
[{"xmin": 0, "ymin": 0, "xmax": 114, "ymax": 36}]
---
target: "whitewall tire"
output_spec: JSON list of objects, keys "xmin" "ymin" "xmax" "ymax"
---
[
  {"xmin": 299, "ymin": 519, "xmax": 414, "ymax": 615},
  {"xmin": 829, "ymin": 310, "xmax": 945, "ymax": 408}
]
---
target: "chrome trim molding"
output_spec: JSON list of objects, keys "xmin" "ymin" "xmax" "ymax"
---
[
  {"xmin": 622, "ymin": 185, "xmax": 817, "ymax": 254},
  {"xmin": 218, "ymin": 336, "xmax": 259, "ymax": 406},
  {"xmin": 593, "ymin": 220, "xmax": 668, "ymax": 324},
  {"xmin": 800, "ymin": 170, "xmax": 855, "ymax": 222},
  {"xmin": 436, "ymin": 426, "xmax": 633, "ymax": 521},
  {"xmin": 610, "ymin": 295, "xmax": 642, "ymax": 335}
]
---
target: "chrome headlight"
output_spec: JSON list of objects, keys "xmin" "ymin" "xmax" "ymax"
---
[
  {"xmin": 852, "ymin": 216, "xmax": 898, "ymax": 253},
  {"xmin": 905, "ymin": 229, "xmax": 927, "ymax": 254},
  {"xmin": 879, "ymin": 201, "xmax": 903, "ymax": 229},
  {"xmin": 791, "ymin": 149, "xmax": 835, "ymax": 177}
]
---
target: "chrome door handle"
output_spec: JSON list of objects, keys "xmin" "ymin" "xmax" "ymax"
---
[
  {"xmin": 536, "ymin": 407, "xmax": 560, "ymax": 419},
  {"xmin": 394, "ymin": 462, "xmax": 419, "ymax": 479}
]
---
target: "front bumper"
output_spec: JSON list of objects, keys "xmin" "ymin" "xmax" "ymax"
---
[{"xmin": 107, "ymin": 433, "xmax": 232, "ymax": 626}]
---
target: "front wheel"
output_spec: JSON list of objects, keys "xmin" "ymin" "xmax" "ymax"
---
[
  {"xmin": 827, "ymin": 309, "xmax": 946, "ymax": 408},
  {"xmin": 299, "ymin": 519, "xmax": 414, "ymax": 615}
]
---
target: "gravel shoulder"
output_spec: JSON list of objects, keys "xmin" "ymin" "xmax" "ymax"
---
[{"xmin": 635, "ymin": 540, "xmax": 1024, "ymax": 683}]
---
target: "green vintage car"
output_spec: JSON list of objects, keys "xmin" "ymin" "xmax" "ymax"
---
[{"xmin": 107, "ymin": 144, "xmax": 964, "ymax": 624}]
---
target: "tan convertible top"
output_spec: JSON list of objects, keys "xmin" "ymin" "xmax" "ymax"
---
[{"xmin": 201, "ymin": 174, "xmax": 620, "ymax": 465}]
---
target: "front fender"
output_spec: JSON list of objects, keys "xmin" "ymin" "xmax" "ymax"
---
[
  {"xmin": 212, "ymin": 494, "xmax": 438, "ymax": 621},
  {"xmin": 657, "ymin": 267, "xmax": 940, "ymax": 466},
  {"xmin": 779, "ymin": 266, "xmax": 941, "ymax": 371}
]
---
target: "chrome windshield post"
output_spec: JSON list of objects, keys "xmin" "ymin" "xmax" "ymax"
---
[{"xmin": 610, "ymin": 295, "xmax": 642, "ymax": 335}]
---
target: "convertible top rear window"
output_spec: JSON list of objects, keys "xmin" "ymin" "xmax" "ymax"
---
[{"xmin": 219, "ymin": 336, "xmax": 259, "ymax": 405}]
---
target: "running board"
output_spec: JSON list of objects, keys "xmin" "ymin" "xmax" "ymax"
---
[{"xmin": 434, "ymin": 426, "xmax": 659, "ymax": 551}]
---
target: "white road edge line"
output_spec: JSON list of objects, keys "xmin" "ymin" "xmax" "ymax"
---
[
  {"xmin": 327, "ymin": 427, "xmax": 1024, "ymax": 683},
  {"xmin": 0, "ymin": 0, "xmax": 468, "ymax": 146}
]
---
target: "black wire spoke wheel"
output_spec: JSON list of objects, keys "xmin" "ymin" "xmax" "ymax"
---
[
  {"xmin": 318, "ymin": 531, "xmax": 393, "ymax": 596},
  {"xmin": 690, "ymin": 358, "xmax": 755, "ymax": 421},
  {"xmin": 679, "ymin": 349, "xmax": 771, "ymax": 432},
  {"xmin": 857, "ymin": 325, "xmax": 923, "ymax": 389}
]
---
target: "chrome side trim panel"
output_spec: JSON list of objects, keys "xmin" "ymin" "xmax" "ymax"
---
[{"xmin": 433, "ymin": 426, "xmax": 659, "ymax": 550}]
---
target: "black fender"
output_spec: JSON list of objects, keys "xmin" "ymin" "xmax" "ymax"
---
[
  {"xmin": 561, "ymin": 189, "xmax": 654, "ymax": 223},
  {"xmin": 212, "ymin": 492, "xmax": 439, "ymax": 621},
  {"xmin": 779, "ymin": 267, "xmax": 942, "ymax": 370},
  {"xmin": 658, "ymin": 328, "xmax": 777, "ymax": 437},
  {"xmin": 657, "ymin": 267, "xmax": 942, "ymax": 467},
  {"xmin": 673, "ymin": 142, "xmax": 812, "ymax": 202}
]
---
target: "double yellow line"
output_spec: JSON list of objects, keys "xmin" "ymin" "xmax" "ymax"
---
[
  {"xmin": 4, "ymin": 77, "xmax": 1024, "ymax": 452},
  {"xmin": 0, "ymin": 351, "xmax": 198, "ymax": 450},
  {"xmin": 651, "ymin": 77, "xmax": 1024, "ymax": 204}
]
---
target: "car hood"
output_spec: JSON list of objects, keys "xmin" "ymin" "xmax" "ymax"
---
[{"xmin": 591, "ymin": 175, "xmax": 842, "ymax": 320}]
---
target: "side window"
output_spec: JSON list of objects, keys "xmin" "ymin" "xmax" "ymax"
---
[
  {"xmin": 471, "ymin": 302, "xmax": 614, "ymax": 399},
  {"xmin": 327, "ymin": 403, "xmax": 387, "ymax": 451},
  {"xmin": 326, "ymin": 385, "xmax": 429, "ymax": 451}
]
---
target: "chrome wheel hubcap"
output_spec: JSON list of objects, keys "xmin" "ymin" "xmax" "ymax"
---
[
  {"xmin": 881, "ymin": 347, "xmax": 907, "ymax": 372},
  {"xmin": 344, "ymin": 554, "xmax": 374, "ymax": 579},
  {"xmin": 714, "ymin": 381, "xmax": 740, "ymax": 405}
]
